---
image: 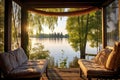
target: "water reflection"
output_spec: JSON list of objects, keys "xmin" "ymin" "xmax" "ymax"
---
[{"xmin": 30, "ymin": 37, "xmax": 98, "ymax": 68}]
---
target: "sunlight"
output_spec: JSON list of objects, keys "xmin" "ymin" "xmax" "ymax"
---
[
  {"xmin": 41, "ymin": 26, "xmax": 52, "ymax": 34},
  {"xmin": 28, "ymin": 24, "xmax": 37, "ymax": 35},
  {"xmin": 42, "ymin": 17, "xmax": 68, "ymax": 35},
  {"xmin": 33, "ymin": 29, "xmax": 37, "ymax": 35}
]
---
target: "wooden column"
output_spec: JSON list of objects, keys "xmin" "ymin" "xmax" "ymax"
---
[
  {"xmin": 118, "ymin": 0, "xmax": 120, "ymax": 41},
  {"xmin": 4, "ymin": 0, "xmax": 12, "ymax": 52},
  {"xmin": 21, "ymin": 8, "xmax": 29, "ymax": 58},
  {"xmin": 102, "ymin": 7, "xmax": 107, "ymax": 48}
]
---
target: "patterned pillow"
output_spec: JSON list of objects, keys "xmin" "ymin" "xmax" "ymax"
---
[
  {"xmin": 94, "ymin": 48, "xmax": 112, "ymax": 66},
  {"xmin": 0, "ymin": 52, "xmax": 14, "ymax": 74}
]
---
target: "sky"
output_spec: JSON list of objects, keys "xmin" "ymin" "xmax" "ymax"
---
[{"xmin": 41, "ymin": 17, "xmax": 68, "ymax": 35}]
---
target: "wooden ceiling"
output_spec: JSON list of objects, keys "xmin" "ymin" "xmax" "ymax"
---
[{"xmin": 13, "ymin": 0, "xmax": 115, "ymax": 8}]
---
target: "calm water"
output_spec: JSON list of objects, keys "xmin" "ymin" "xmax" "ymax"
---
[{"xmin": 30, "ymin": 38, "xmax": 98, "ymax": 67}]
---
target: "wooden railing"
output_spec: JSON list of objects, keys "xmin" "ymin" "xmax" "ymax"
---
[{"xmin": 85, "ymin": 53, "xmax": 96, "ymax": 60}]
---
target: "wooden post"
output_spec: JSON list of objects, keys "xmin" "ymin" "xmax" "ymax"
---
[
  {"xmin": 102, "ymin": 7, "xmax": 107, "ymax": 48},
  {"xmin": 4, "ymin": 0, "xmax": 12, "ymax": 52},
  {"xmin": 21, "ymin": 8, "xmax": 29, "ymax": 58},
  {"xmin": 118, "ymin": 0, "xmax": 120, "ymax": 41}
]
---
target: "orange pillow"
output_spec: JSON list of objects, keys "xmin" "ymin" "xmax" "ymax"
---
[
  {"xmin": 105, "ymin": 49, "xmax": 116, "ymax": 70},
  {"xmin": 106, "ymin": 42, "xmax": 120, "ymax": 71}
]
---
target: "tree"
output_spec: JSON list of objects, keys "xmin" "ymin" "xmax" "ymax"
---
[
  {"xmin": 66, "ymin": 10, "xmax": 102, "ymax": 59},
  {"xmin": 27, "ymin": 8, "xmax": 65, "ymax": 55},
  {"xmin": 12, "ymin": 1, "xmax": 21, "ymax": 49},
  {"xmin": 29, "ymin": 43, "xmax": 50, "ymax": 60},
  {"xmin": 0, "ymin": 0, "xmax": 4, "ymax": 52}
]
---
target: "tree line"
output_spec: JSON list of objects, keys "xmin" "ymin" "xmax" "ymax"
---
[{"xmin": 39, "ymin": 32, "xmax": 69, "ymax": 38}]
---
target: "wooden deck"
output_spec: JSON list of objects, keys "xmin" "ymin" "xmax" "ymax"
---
[
  {"xmin": 41, "ymin": 68, "xmax": 86, "ymax": 80},
  {"xmin": 1, "ymin": 68, "xmax": 119, "ymax": 80},
  {"xmin": 41, "ymin": 68, "xmax": 120, "ymax": 80}
]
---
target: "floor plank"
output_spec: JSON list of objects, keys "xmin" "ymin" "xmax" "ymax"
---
[{"xmin": 41, "ymin": 68, "xmax": 85, "ymax": 80}]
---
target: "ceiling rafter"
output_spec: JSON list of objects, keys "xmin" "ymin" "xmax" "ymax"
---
[
  {"xmin": 13, "ymin": 0, "xmax": 115, "ymax": 8},
  {"xmin": 13, "ymin": 0, "xmax": 104, "ymax": 8},
  {"xmin": 24, "ymin": 2, "xmax": 103, "ymax": 8}
]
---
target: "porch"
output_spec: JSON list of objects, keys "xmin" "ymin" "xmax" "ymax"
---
[
  {"xmin": 0, "ymin": 0, "xmax": 120, "ymax": 80},
  {"xmin": 1, "ymin": 0, "xmax": 119, "ymax": 52}
]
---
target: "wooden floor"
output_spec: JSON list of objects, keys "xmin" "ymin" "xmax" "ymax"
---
[
  {"xmin": 1, "ymin": 68, "xmax": 119, "ymax": 80},
  {"xmin": 41, "ymin": 68, "xmax": 86, "ymax": 80},
  {"xmin": 41, "ymin": 68, "xmax": 120, "ymax": 80}
]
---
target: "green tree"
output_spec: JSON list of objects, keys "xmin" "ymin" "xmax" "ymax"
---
[
  {"xmin": 69, "ymin": 56, "xmax": 79, "ymax": 68},
  {"xmin": 0, "ymin": 0, "xmax": 4, "ymax": 52},
  {"xmin": 87, "ymin": 11, "xmax": 102, "ymax": 48},
  {"xmin": 27, "ymin": 9, "xmax": 65, "ymax": 57},
  {"xmin": 12, "ymin": 1, "xmax": 21, "ymax": 49},
  {"xmin": 66, "ymin": 10, "xmax": 102, "ymax": 59},
  {"xmin": 29, "ymin": 43, "xmax": 50, "ymax": 60}
]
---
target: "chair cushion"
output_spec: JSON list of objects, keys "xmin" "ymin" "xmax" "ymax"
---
[
  {"xmin": 5, "ymin": 59, "xmax": 48, "ymax": 78},
  {"xmin": 106, "ymin": 42, "xmax": 120, "ymax": 71},
  {"xmin": 23, "ymin": 59, "xmax": 47, "ymax": 66},
  {"xmin": 78, "ymin": 59, "xmax": 117, "ymax": 77}
]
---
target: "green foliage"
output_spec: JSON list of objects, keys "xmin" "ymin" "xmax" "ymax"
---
[
  {"xmin": 87, "ymin": 11, "xmax": 102, "ymax": 47},
  {"xmin": 12, "ymin": 1, "xmax": 21, "ymax": 49},
  {"xmin": 39, "ymin": 32, "xmax": 68, "ymax": 38},
  {"xmin": 29, "ymin": 43, "xmax": 50, "ymax": 60},
  {"xmin": 47, "ymin": 56, "xmax": 56, "ymax": 68},
  {"xmin": 66, "ymin": 9, "xmax": 102, "ymax": 58},
  {"xmin": 59, "ymin": 50, "xmax": 68, "ymax": 68},
  {"xmin": 69, "ymin": 56, "xmax": 79, "ymax": 68},
  {"xmin": 0, "ymin": 0, "xmax": 4, "ymax": 52}
]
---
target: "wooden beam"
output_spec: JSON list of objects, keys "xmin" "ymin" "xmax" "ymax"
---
[
  {"xmin": 24, "ymin": 2, "xmax": 93, "ymax": 8},
  {"xmin": 23, "ymin": 2, "xmax": 103, "ymax": 8},
  {"xmin": 102, "ymin": 0, "xmax": 115, "ymax": 7},
  {"xmin": 19, "ymin": 0, "xmax": 104, "ymax": 8},
  {"xmin": 21, "ymin": 0, "xmax": 104, "ymax": 3},
  {"xmin": 12, "ymin": 0, "xmax": 23, "ymax": 7},
  {"xmin": 13, "ymin": 0, "xmax": 115, "ymax": 8},
  {"xmin": 118, "ymin": 0, "xmax": 120, "ymax": 40},
  {"xmin": 4, "ymin": 0, "xmax": 12, "ymax": 51}
]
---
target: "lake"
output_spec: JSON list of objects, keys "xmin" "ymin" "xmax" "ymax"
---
[{"xmin": 30, "ymin": 38, "xmax": 98, "ymax": 68}]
